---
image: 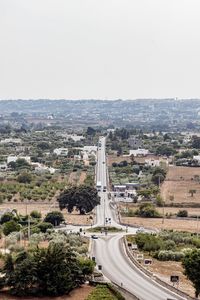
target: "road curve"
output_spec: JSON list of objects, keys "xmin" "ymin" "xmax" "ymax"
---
[
  {"xmin": 93, "ymin": 136, "xmax": 187, "ymax": 300},
  {"xmin": 93, "ymin": 234, "xmax": 186, "ymax": 300}
]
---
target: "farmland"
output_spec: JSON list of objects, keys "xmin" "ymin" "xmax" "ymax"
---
[{"xmin": 161, "ymin": 166, "xmax": 200, "ymax": 206}]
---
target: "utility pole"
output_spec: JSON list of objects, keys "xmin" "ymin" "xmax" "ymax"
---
[
  {"xmin": 28, "ymin": 215, "xmax": 31, "ymax": 241},
  {"xmin": 197, "ymin": 215, "xmax": 199, "ymax": 238},
  {"xmin": 158, "ymin": 175, "xmax": 165, "ymax": 224},
  {"xmin": 104, "ymin": 196, "xmax": 106, "ymax": 228}
]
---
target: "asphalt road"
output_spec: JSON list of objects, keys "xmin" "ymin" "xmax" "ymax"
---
[{"xmin": 93, "ymin": 136, "xmax": 187, "ymax": 300}]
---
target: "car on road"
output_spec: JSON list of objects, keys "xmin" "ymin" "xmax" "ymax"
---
[
  {"xmin": 91, "ymin": 235, "xmax": 98, "ymax": 239},
  {"xmin": 103, "ymin": 186, "xmax": 106, "ymax": 192},
  {"xmin": 136, "ymin": 227, "xmax": 145, "ymax": 233}
]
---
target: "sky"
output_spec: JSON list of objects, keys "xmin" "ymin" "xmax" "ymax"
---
[{"xmin": 0, "ymin": 0, "xmax": 200, "ymax": 100}]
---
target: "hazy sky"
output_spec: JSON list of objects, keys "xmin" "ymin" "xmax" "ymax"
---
[{"xmin": 0, "ymin": 0, "xmax": 200, "ymax": 99}]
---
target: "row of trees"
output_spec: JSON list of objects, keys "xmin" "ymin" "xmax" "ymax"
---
[{"xmin": 0, "ymin": 242, "xmax": 95, "ymax": 296}]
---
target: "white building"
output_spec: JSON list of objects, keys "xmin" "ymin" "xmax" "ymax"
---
[
  {"xmin": 83, "ymin": 146, "xmax": 97, "ymax": 153},
  {"xmin": 129, "ymin": 149, "xmax": 149, "ymax": 157},
  {"xmin": 53, "ymin": 148, "xmax": 68, "ymax": 156},
  {"xmin": 193, "ymin": 155, "xmax": 200, "ymax": 162},
  {"xmin": 145, "ymin": 159, "xmax": 160, "ymax": 167},
  {"xmin": 65, "ymin": 134, "xmax": 85, "ymax": 142},
  {"xmin": 0, "ymin": 138, "xmax": 22, "ymax": 145},
  {"xmin": 34, "ymin": 163, "xmax": 56, "ymax": 174}
]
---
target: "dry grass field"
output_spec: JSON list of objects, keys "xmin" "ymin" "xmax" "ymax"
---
[
  {"xmin": 119, "ymin": 202, "xmax": 200, "ymax": 217},
  {"xmin": 147, "ymin": 260, "xmax": 195, "ymax": 298},
  {"xmin": 161, "ymin": 166, "xmax": 200, "ymax": 205},
  {"xmin": 0, "ymin": 202, "xmax": 93, "ymax": 226},
  {"xmin": 0, "ymin": 285, "xmax": 94, "ymax": 300},
  {"xmin": 122, "ymin": 216, "xmax": 199, "ymax": 233}
]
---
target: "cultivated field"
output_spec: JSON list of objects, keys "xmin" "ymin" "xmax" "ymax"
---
[{"xmin": 161, "ymin": 166, "xmax": 200, "ymax": 206}]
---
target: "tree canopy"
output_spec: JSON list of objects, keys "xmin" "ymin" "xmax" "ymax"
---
[
  {"xmin": 58, "ymin": 185, "xmax": 100, "ymax": 214},
  {"xmin": 1, "ymin": 243, "xmax": 95, "ymax": 296},
  {"xmin": 182, "ymin": 249, "xmax": 200, "ymax": 297},
  {"xmin": 44, "ymin": 211, "xmax": 64, "ymax": 226}
]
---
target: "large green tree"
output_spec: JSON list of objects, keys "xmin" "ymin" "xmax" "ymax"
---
[
  {"xmin": 2, "ymin": 243, "xmax": 94, "ymax": 296},
  {"xmin": 44, "ymin": 211, "xmax": 64, "ymax": 226},
  {"xmin": 58, "ymin": 185, "xmax": 100, "ymax": 214},
  {"xmin": 182, "ymin": 249, "xmax": 200, "ymax": 298},
  {"xmin": 3, "ymin": 220, "xmax": 20, "ymax": 236}
]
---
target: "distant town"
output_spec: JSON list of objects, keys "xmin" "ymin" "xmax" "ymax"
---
[{"xmin": 0, "ymin": 99, "xmax": 200, "ymax": 131}]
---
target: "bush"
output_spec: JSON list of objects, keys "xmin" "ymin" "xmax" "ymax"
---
[
  {"xmin": 158, "ymin": 250, "xmax": 184, "ymax": 261},
  {"xmin": 3, "ymin": 220, "xmax": 21, "ymax": 236},
  {"xmin": 30, "ymin": 210, "xmax": 42, "ymax": 219},
  {"xmin": 177, "ymin": 210, "xmax": 188, "ymax": 218},
  {"xmin": 0, "ymin": 212, "xmax": 14, "ymax": 224},
  {"xmin": 17, "ymin": 172, "xmax": 32, "ymax": 184},
  {"xmin": 44, "ymin": 211, "xmax": 64, "ymax": 226},
  {"xmin": 37, "ymin": 222, "xmax": 53, "ymax": 233},
  {"xmin": 135, "ymin": 203, "xmax": 160, "ymax": 218},
  {"xmin": 135, "ymin": 233, "xmax": 162, "ymax": 253},
  {"xmin": 163, "ymin": 240, "xmax": 176, "ymax": 251}
]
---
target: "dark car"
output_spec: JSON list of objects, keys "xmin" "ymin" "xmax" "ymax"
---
[{"xmin": 91, "ymin": 235, "xmax": 98, "ymax": 239}]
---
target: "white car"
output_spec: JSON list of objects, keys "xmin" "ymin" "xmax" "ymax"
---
[{"xmin": 136, "ymin": 227, "xmax": 145, "ymax": 233}]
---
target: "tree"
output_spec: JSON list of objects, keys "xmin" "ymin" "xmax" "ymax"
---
[
  {"xmin": 86, "ymin": 127, "xmax": 96, "ymax": 136},
  {"xmin": 30, "ymin": 210, "xmax": 42, "ymax": 219},
  {"xmin": 135, "ymin": 203, "xmax": 160, "ymax": 218},
  {"xmin": 0, "ymin": 212, "xmax": 14, "ymax": 224},
  {"xmin": 192, "ymin": 136, "xmax": 200, "ymax": 149},
  {"xmin": 17, "ymin": 172, "xmax": 32, "ymax": 184},
  {"xmin": 189, "ymin": 189, "xmax": 196, "ymax": 197},
  {"xmin": 8, "ymin": 158, "xmax": 30, "ymax": 171},
  {"xmin": 58, "ymin": 185, "xmax": 100, "ymax": 215},
  {"xmin": 2, "ymin": 243, "xmax": 93, "ymax": 296},
  {"xmin": 182, "ymin": 249, "xmax": 200, "ymax": 297},
  {"xmin": 37, "ymin": 142, "xmax": 50, "ymax": 150},
  {"xmin": 177, "ymin": 210, "xmax": 188, "ymax": 218},
  {"xmin": 130, "ymin": 154, "xmax": 135, "ymax": 166},
  {"xmin": 37, "ymin": 222, "xmax": 53, "ymax": 233},
  {"xmin": 156, "ymin": 145, "xmax": 176, "ymax": 156},
  {"xmin": 44, "ymin": 211, "xmax": 64, "ymax": 226},
  {"xmin": 152, "ymin": 173, "xmax": 165, "ymax": 185},
  {"xmin": 152, "ymin": 167, "xmax": 167, "ymax": 185},
  {"xmin": 3, "ymin": 220, "xmax": 20, "ymax": 236}
]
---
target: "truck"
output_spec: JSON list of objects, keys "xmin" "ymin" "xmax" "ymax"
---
[{"xmin": 96, "ymin": 181, "xmax": 102, "ymax": 192}]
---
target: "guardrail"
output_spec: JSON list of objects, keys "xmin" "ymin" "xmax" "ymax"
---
[{"xmin": 122, "ymin": 236, "xmax": 195, "ymax": 300}]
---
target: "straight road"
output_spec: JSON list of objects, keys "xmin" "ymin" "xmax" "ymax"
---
[{"xmin": 93, "ymin": 136, "xmax": 187, "ymax": 300}]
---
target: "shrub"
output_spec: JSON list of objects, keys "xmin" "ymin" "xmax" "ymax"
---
[
  {"xmin": 135, "ymin": 203, "xmax": 160, "ymax": 218},
  {"xmin": 17, "ymin": 172, "xmax": 32, "ymax": 184},
  {"xmin": 177, "ymin": 210, "xmax": 188, "ymax": 218},
  {"xmin": 37, "ymin": 222, "xmax": 53, "ymax": 233},
  {"xmin": 44, "ymin": 211, "xmax": 64, "ymax": 226},
  {"xmin": 3, "ymin": 220, "xmax": 21, "ymax": 236},
  {"xmin": 158, "ymin": 250, "xmax": 184, "ymax": 261},
  {"xmin": 30, "ymin": 210, "xmax": 42, "ymax": 219},
  {"xmin": 163, "ymin": 240, "xmax": 176, "ymax": 251}
]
